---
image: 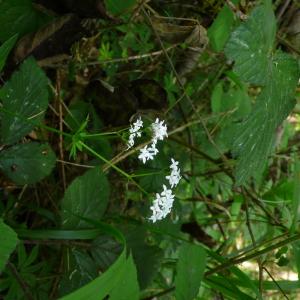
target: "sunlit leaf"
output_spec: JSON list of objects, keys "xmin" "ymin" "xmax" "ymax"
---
[
  {"xmin": 0, "ymin": 57, "xmax": 49, "ymax": 144},
  {"xmin": 231, "ymin": 53, "xmax": 298, "ymax": 185},
  {"xmin": 225, "ymin": 1, "xmax": 276, "ymax": 85},
  {"xmin": 224, "ymin": 1, "xmax": 299, "ymax": 185}
]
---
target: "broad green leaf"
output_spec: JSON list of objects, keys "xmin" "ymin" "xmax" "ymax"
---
[
  {"xmin": 0, "ymin": 0, "xmax": 49, "ymax": 43},
  {"xmin": 175, "ymin": 243, "xmax": 206, "ymax": 300},
  {"xmin": 61, "ymin": 167, "xmax": 110, "ymax": 229},
  {"xmin": 0, "ymin": 57, "xmax": 49, "ymax": 144},
  {"xmin": 104, "ymin": 0, "xmax": 137, "ymax": 16},
  {"xmin": 224, "ymin": 1, "xmax": 299, "ymax": 185},
  {"xmin": 0, "ymin": 142, "xmax": 56, "ymax": 184},
  {"xmin": 208, "ymin": 1, "xmax": 239, "ymax": 52},
  {"xmin": 60, "ymin": 250, "xmax": 139, "ymax": 300},
  {"xmin": 59, "ymin": 249, "xmax": 98, "ymax": 297},
  {"xmin": 110, "ymin": 254, "xmax": 139, "ymax": 300},
  {"xmin": 123, "ymin": 226, "xmax": 163, "ymax": 289},
  {"xmin": 91, "ymin": 235, "xmax": 122, "ymax": 270},
  {"xmin": 0, "ymin": 219, "xmax": 18, "ymax": 272},
  {"xmin": 225, "ymin": 2, "xmax": 276, "ymax": 85},
  {"xmin": 60, "ymin": 249, "xmax": 127, "ymax": 300},
  {"xmin": 0, "ymin": 34, "xmax": 18, "ymax": 73},
  {"xmin": 232, "ymin": 52, "xmax": 299, "ymax": 185}
]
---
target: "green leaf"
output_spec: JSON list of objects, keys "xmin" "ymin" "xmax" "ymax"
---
[
  {"xmin": 104, "ymin": 0, "xmax": 137, "ymax": 16},
  {"xmin": 0, "ymin": 142, "xmax": 56, "ymax": 184},
  {"xmin": 0, "ymin": 219, "xmax": 18, "ymax": 272},
  {"xmin": 211, "ymin": 82, "xmax": 251, "ymax": 118},
  {"xmin": 0, "ymin": 0, "xmax": 49, "ymax": 43},
  {"xmin": 123, "ymin": 225, "xmax": 163, "ymax": 289},
  {"xmin": 61, "ymin": 167, "xmax": 110, "ymax": 229},
  {"xmin": 0, "ymin": 57, "xmax": 49, "ymax": 144},
  {"xmin": 175, "ymin": 243, "xmax": 206, "ymax": 300},
  {"xmin": 232, "ymin": 52, "xmax": 299, "ymax": 185},
  {"xmin": 224, "ymin": 2, "xmax": 300, "ymax": 185},
  {"xmin": 0, "ymin": 34, "xmax": 18, "ymax": 73},
  {"xmin": 208, "ymin": 1, "xmax": 238, "ymax": 52},
  {"xmin": 91, "ymin": 235, "xmax": 122, "ymax": 271},
  {"xmin": 60, "ymin": 249, "xmax": 126, "ymax": 300},
  {"xmin": 60, "ymin": 250, "xmax": 139, "ymax": 300},
  {"xmin": 59, "ymin": 249, "xmax": 98, "ymax": 297},
  {"xmin": 109, "ymin": 254, "xmax": 139, "ymax": 300},
  {"xmin": 225, "ymin": 2, "xmax": 276, "ymax": 85}
]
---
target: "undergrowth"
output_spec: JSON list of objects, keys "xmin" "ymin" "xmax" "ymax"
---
[{"xmin": 0, "ymin": 0, "xmax": 300, "ymax": 299}]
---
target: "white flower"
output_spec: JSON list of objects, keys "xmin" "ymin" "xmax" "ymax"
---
[
  {"xmin": 152, "ymin": 118, "xmax": 168, "ymax": 142},
  {"xmin": 166, "ymin": 158, "xmax": 181, "ymax": 188},
  {"xmin": 138, "ymin": 142, "xmax": 160, "ymax": 164},
  {"xmin": 138, "ymin": 118, "xmax": 167, "ymax": 163},
  {"xmin": 127, "ymin": 117, "xmax": 143, "ymax": 149},
  {"xmin": 138, "ymin": 145, "xmax": 155, "ymax": 164},
  {"xmin": 170, "ymin": 158, "xmax": 179, "ymax": 170},
  {"xmin": 149, "ymin": 185, "xmax": 175, "ymax": 222}
]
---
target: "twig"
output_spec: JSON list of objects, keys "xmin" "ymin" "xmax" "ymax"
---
[
  {"xmin": 242, "ymin": 188, "xmax": 265, "ymax": 295},
  {"xmin": 277, "ymin": 35, "xmax": 300, "ymax": 56},
  {"xmin": 56, "ymin": 70, "xmax": 66, "ymax": 191},
  {"xmin": 142, "ymin": 7, "xmax": 228, "ymax": 164},
  {"xmin": 205, "ymin": 233, "xmax": 300, "ymax": 276},
  {"xmin": 142, "ymin": 287, "xmax": 175, "ymax": 300},
  {"xmin": 225, "ymin": 0, "xmax": 247, "ymax": 20},
  {"xmin": 263, "ymin": 267, "xmax": 289, "ymax": 300},
  {"xmin": 276, "ymin": 0, "xmax": 292, "ymax": 21},
  {"xmin": 85, "ymin": 45, "xmax": 177, "ymax": 66},
  {"xmin": 182, "ymin": 174, "xmax": 227, "ymax": 240},
  {"xmin": 56, "ymin": 159, "xmax": 94, "ymax": 169}
]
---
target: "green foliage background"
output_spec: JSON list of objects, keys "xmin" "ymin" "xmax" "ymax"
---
[{"xmin": 0, "ymin": 0, "xmax": 299, "ymax": 299}]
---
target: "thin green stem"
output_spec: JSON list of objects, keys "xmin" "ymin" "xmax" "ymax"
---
[
  {"xmin": 79, "ymin": 141, "xmax": 148, "ymax": 195},
  {"xmin": 206, "ymin": 233, "xmax": 300, "ymax": 276}
]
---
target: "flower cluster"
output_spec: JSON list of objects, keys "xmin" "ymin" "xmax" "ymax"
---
[
  {"xmin": 126, "ymin": 117, "xmax": 181, "ymax": 223},
  {"xmin": 138, "ymin": 118, "xmax": 168, "ymax": 164},
  {"xmin": 127, "ymin": 117, "xmax": 143, "ymax": 149},
  {"xmin": 166, "ymin": 158, "xmax": 181, "ymax": 188},
  {"xmin": 149, "ymin": 185, "xmax": 175, "ymax": 223},
  {"xmin": 149, "ymin": 158, "xmax": 181, "ymax": 223}
]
